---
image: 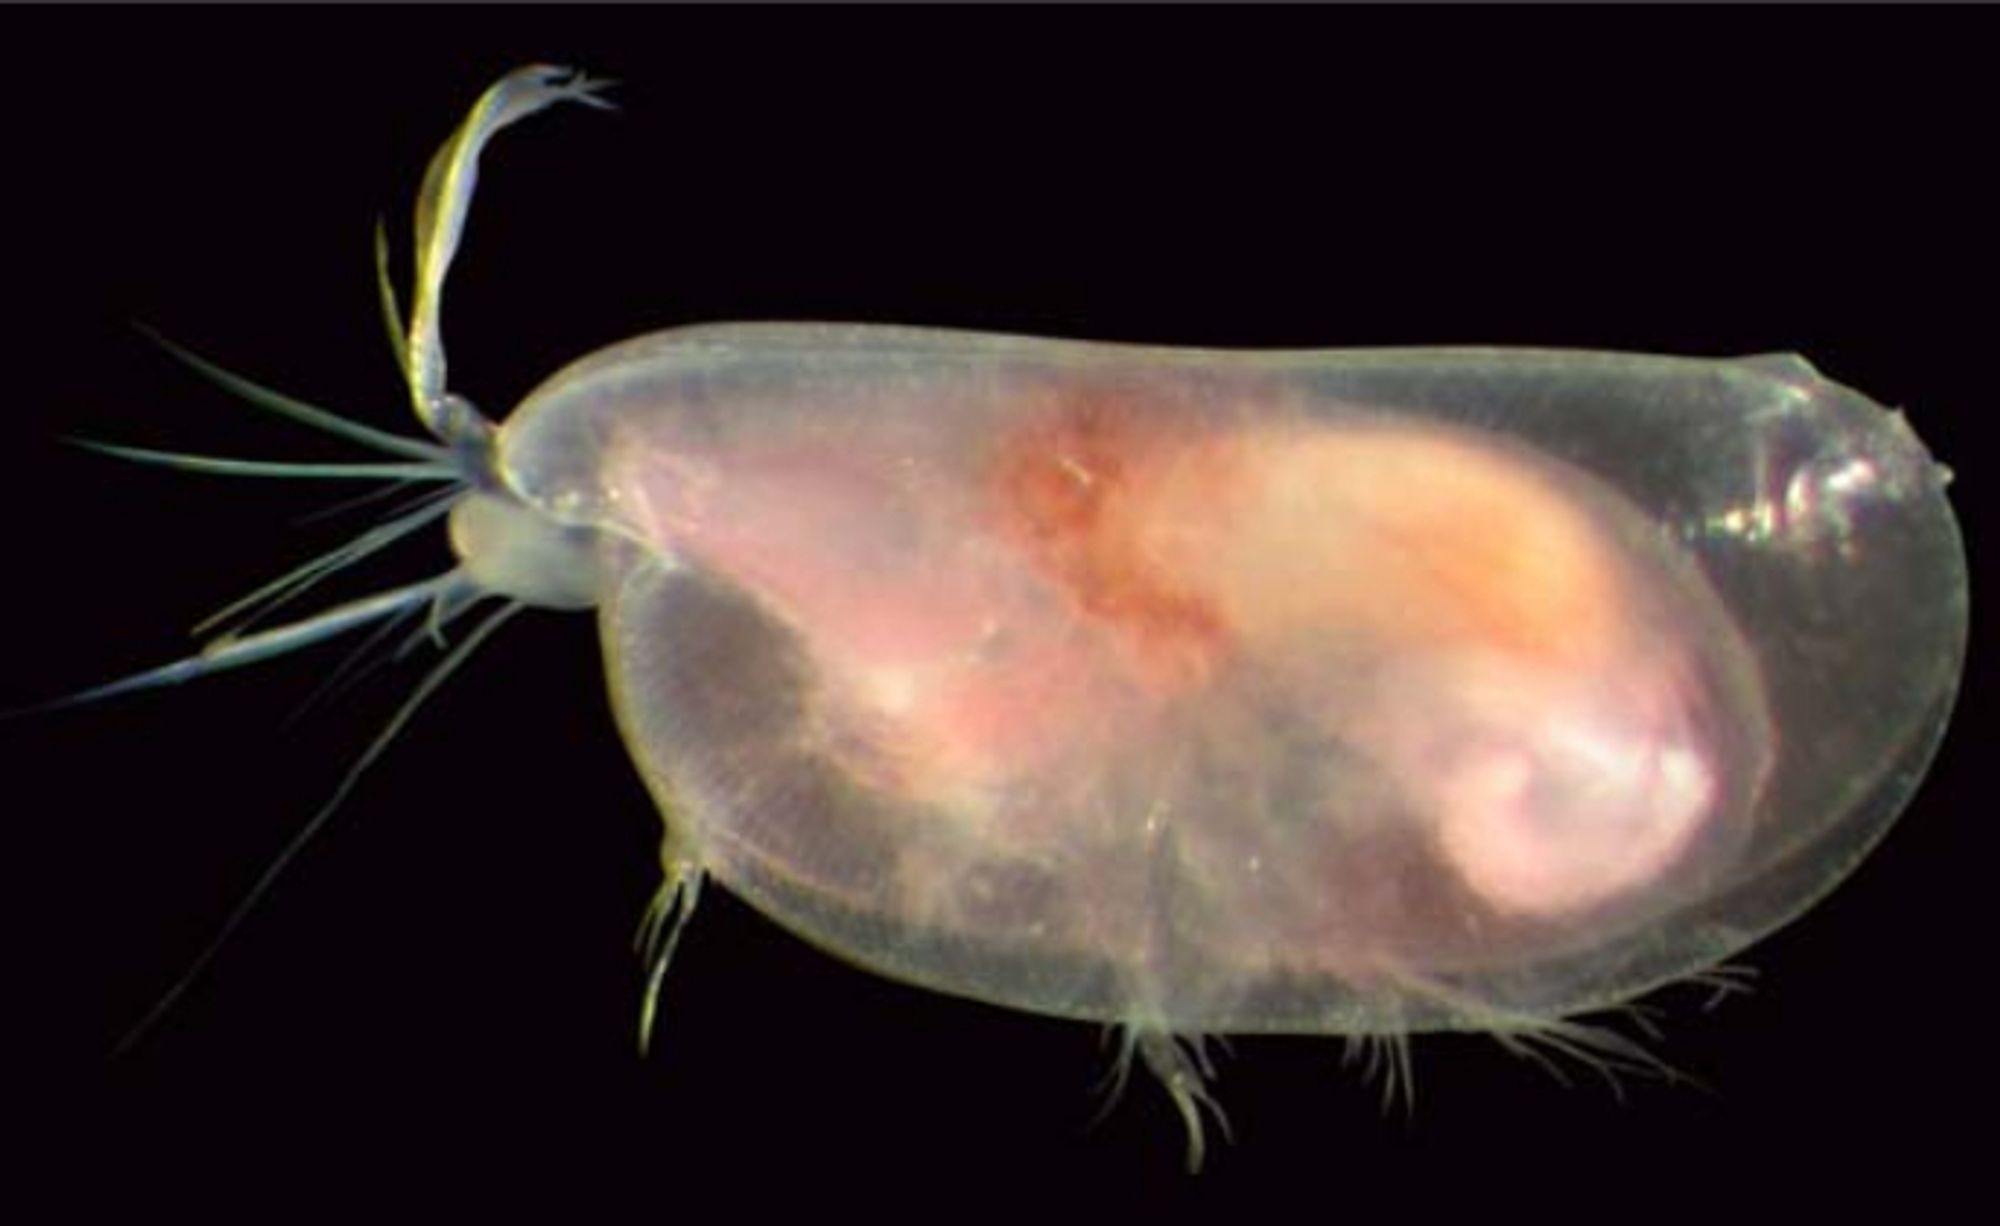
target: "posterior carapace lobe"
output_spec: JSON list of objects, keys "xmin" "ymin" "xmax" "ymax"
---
[{"xmin": 74, "ymin": 67, "xmax": 1966, "ymax": 1169}]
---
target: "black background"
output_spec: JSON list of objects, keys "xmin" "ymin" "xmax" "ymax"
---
[{"xmin": 15, "ymin": 8, "xmax": 1992, "ymax": 1212}]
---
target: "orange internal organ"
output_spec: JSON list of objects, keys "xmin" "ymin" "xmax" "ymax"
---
[
  {"xmin": 1205, "ymin": 424, "xmax": 1629, "ymax": 666},
  {"xmin": 991, "ymin": 402, "xmax": 1631, "ymax": 681},
  {"xmin": 986, "ymin": 392, "xmax": 1235, "ymax": 696}
]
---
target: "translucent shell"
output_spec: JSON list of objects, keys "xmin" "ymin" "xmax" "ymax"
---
[{"xmin": 497, "ymin": 324, "xmax": 1965, "ymax": 1035}]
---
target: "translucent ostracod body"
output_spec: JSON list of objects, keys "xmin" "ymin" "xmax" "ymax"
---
[
  {"xmin": 502, "ymin": 327, "xmax": 1963, "ymax": 1034},
  {"xmin": 80, "ymin": 67, "xmax": 1966, "ymax": 1165}
]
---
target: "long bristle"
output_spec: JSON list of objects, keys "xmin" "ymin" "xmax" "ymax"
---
[
  {"xmin": 67, "ymin": 437, "xmax": 456, "ymax": 482},
  {"xmin": 22, "ymin": 575, "xmax": 459, "ymax": 717},
  {"xmin": 136, "ymin": 324, "xmax": 448, "ymax": 461},
  {"xmin": 112, "ymin": 595, "xmax": 524, "ymax": 1055},
  {"xmin": 190, "ymin": 490, "xmax": 458, "ymax": 638}
]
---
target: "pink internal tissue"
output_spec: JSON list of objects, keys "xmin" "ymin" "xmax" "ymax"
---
[{"xmin": 610, "ymin": 381, "xmax": 1736, "ymax": 939}]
